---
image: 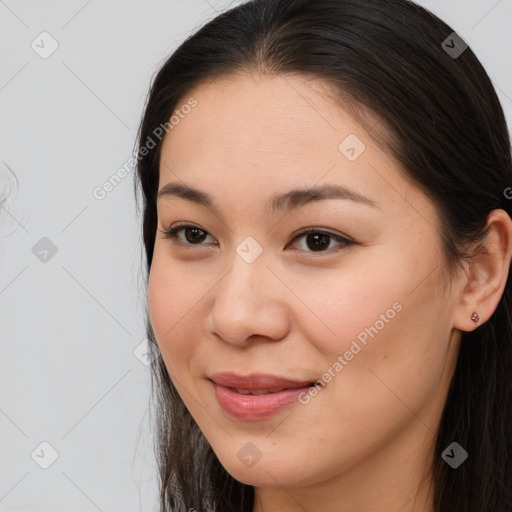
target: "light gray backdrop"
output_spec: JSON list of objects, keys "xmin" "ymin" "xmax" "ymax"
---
[{"xmin": 1, "ymin": 1, "xmax": 511, "ymax": 511}]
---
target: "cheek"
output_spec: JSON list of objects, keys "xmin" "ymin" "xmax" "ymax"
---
[
  {"xmin": 147, "ymin": 257, "xmax": 199, "ymax": 362},
  {"xmin": 290, "ymin": 259, "xmax": 447, "ymax": 409},
  {"xmin": 284, "ymin": 265, "xmax": 404, "ymax": 359},
  {"xmin": 306, "ymin": 268, "xmax": 450, "ymax": 419},
  {"xmin": 147, "ymin": 246, "xmax": 201, "ymax": 327}
]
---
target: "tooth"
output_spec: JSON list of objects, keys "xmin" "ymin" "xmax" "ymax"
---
[
  {"xmin": 251, "ymin": 388, "xmax": 286, "ymax": 395},
  {"xmin": 233, "ymin": 388, "xmax": 287, "ymax": 395},
  {"xmin": 250, "ymin": 389, "xmax": 270, "ymax": 395}
]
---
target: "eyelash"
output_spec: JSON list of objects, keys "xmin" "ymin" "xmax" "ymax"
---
[{"xmin": 159, "ymin": 223, "xmax": 355, "ymax": 255}]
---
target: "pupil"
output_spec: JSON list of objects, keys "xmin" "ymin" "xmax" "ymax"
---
[
  {"xmin": 186, "ymin": 228, "xmax": 206, "ymax": 243},
  {"xmin": 307, "ymin": 233, "xmax": 329, "ymax": 251}
]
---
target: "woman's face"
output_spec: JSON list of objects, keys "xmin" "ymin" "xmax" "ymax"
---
[{"xmin": 148, "ymin": 72, "xmax": 464, "ymax": 502}]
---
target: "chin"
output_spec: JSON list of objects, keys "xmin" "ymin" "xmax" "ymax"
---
[
  {"xmin": 214, "ymin": 450, "xmax": 309, "ymax": 488},
  {"xmin": 227, "ymin": 466, "xmax": 296, "ymax": 488}
]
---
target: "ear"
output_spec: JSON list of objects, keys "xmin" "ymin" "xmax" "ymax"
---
[{"xmin": 453, "ymin": 209, "xmax": 512, "ymax": 332}]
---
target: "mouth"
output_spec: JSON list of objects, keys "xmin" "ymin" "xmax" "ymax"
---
[
  {"xmin": 226, "ymin": 383, "xmax": 321, "ymax": 396},
  {"xmin": 208, "ymin": 371, "xmax": 319, "ymax": 390},
  {"xmin": 208, "ymin": 373, "xmax": 321, "ymax": 420}
]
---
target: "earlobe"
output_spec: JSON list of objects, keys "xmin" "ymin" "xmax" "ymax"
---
[{"xmin": 453, "ymin": 209, "xmax": 512, "ymax": 333}]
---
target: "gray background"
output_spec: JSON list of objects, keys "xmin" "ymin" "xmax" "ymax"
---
[{"xmin": 0, "ymin": 1, "xmax": 511, "ymax": 511}]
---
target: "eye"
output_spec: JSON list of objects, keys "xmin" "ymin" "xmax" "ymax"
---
[
  {"xmin": 160, "ymin": 224, "xmax": 216, "ymax": 246},
  {"xmin": 289, "ymin": 227, "xmax": 354, "ymax": 253},
  {"xmin": 159, "ymin": 224, "xmax": 354, "ymax": 254}
]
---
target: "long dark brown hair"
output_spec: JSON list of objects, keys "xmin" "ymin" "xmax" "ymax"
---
[{"xmin": 133, "ymin": 1, "xmax": 512, "ymax": 510}]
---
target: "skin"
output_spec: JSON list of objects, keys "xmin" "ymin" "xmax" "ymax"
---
[{"xmin": 147, "ymin": 71, "xmax": 512, "ymax": 512}]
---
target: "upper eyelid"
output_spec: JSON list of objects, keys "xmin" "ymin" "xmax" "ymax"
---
[{"xmin": 165, "ymin": 223, "xmax": 346, "ymax": 237}]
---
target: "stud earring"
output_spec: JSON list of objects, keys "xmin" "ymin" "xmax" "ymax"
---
[{"xmin": 471, "ymin": 312, "xmax": 480, "ymax": 323}]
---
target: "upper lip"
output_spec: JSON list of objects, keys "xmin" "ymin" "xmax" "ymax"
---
[{"xmin": 208, "ymin": 371, "xmax": 316, "ymax": 390}]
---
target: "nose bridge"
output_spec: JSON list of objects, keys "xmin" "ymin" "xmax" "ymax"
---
[
  {"xmin": 221, "ymin": 233, "xmax": 269, "ymax": 300},
  {"xmin": 209, "ymin": 240, "xmax": 289, "ymax": 345}
]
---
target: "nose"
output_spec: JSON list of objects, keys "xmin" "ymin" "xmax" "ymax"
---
[{"xmin": 206, "ymin": 253, "xmax": 291, "ymax": 347}]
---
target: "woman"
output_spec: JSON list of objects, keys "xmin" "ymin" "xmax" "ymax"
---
[{"xmin": 134, "ymin": 0, "xmax": 512, "ymax": 510}]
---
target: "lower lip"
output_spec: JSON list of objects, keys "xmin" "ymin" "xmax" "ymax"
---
[{"xmin": 211, "ymin": 381, "xmax": 314, "ymax": 420}]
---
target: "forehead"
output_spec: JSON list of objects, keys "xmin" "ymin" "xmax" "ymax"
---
[
  {"xmin": 157, "ymin": 72, "xmax": 433, "ymax": 224},
  {"xmin": 162, "ymin": 73, "xmax": 367, "ymax": 182},
  {"xmin": 162, "ymin": 72, "xmax": 354, "ymax": 156}
]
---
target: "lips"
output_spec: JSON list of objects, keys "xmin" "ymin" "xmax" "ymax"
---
[
  {"xmin": 209, "ymin": 374, "xmax": 320, "ymax": 420},
  {"xmin": 208, "ymin": 371, "xmax": 318, "ymax": 391}
]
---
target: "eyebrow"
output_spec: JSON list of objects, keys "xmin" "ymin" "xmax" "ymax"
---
[{"xmin": 156, "ymin": 181, "xmax": 381, "ymax": 213}]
